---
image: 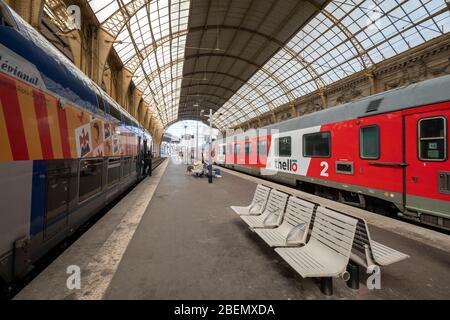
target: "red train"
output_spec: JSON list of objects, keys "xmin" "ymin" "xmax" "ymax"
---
[{"xmin": 212, "ymin": 75, "xmax": 450, "ymax": 231}]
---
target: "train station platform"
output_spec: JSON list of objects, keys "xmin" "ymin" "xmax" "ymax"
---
[{"xmin": 15, "ymin": 160, "xmax": 450, "ymax": 300}]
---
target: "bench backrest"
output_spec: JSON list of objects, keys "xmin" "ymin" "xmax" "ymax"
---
[
  {"xmin": 264, "ymin": 189, "xmax": 289, "ymax": 220},
  {"xmin": 284, "ymin": 197, "xmax": 316, "ymax": 229},
  {"xmin": 311, "ymin": 207, "xmax": 357, "ymax": 259},
  {"xmin": 252, "ymin": 184, "xmax": 271, "ymax": 209},
  {"xmin": 323, "ymin": 207, "xmax": 375, "ymax": 260},
  {"xmin": 353, "ymin": 219, "xmax": 374, "ymax": 257}
]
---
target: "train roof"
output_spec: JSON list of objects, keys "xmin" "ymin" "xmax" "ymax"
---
[{"xmin": 261, "ymin": 74, "xmax": 450, "ymax": 133}]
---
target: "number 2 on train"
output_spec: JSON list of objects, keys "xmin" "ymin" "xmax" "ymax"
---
[{"xmin": 320, "ymin": 161, "xmax": 329, "ymax": 177}]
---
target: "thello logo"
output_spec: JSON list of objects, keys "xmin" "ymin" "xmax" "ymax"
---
[{"xmin": 274, "ymin": 159, "xmax": 298, "ymax": 172}]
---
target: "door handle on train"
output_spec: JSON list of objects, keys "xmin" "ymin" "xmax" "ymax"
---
[{"xmin": 368, "ymin": 162, "xmax": 409, "ymax": 167}]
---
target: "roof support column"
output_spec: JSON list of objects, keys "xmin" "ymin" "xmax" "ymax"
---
[
  {"xmin": 7, "ymin": 0, "xmax": 44, "ymax": 28},
  {"xmin": 119, "ymin": 68, "xmax": 133, "ymax": 110},
  {"xmin": 66, "ymin": 30, "xmax": 82, "ymax": 69},
  {"xmin": 152, "ymin": 129, "xmax": 164, "ymax": 157},
  {"xmin": 131, "ymin": 89, "xmax": 143, "ymax": 118},
  {"xmin": 290, "ymin": 102, "xmax": 298, "ymax": 118},
  {"xmin": 94, "ymin": 29, "xmax": 114, "ymax": 85},
  {"xmin": 320, "ymin": 90, "xmax": 328, "ymax": 108},
  {"xmin": 271, "ymin": 111, "xmax": 277, "ymax": 123},
  {"xmin": 367, "ymin": 72, "xmax": 378, "ymax": 95}
]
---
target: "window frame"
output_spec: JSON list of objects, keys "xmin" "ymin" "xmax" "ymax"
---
[
  {"xmin": 418, "ymin": 116, "xmax": 447, "ymax": 162},
  {"xmin": 228, "ymin": 144, "xmax": 233, "ymax": 155},
  {"xmin": 303, "ymin": 131, "xmax": 331, "ymax": 158},
  {"xmin": 359, "ymin": 125, "xmax": 380, "ymax": 160},
  {"xmin": 107, "ymin": 157, "xmax": 121, "ymax": 187},
  {"xmin": 257, "ymin": 139, "xmax": 268, "ymax": 157},
  {"xmin": 274, "ymin": 136, "xmax": 292, "ymax": 157},
  {"xmin": 245, "ymin": 140, "xmax": 252, "ymax": 156},
  {"xmin": 122, "ymin": 156, "xmax": 132, "ymax": 177},
  {"xmin": 220, "ymin": 145, "xmax": 226, "ymax": 156},
  {"xmin": 234, "ymin": 143, "xmax": 241, "ymax": 155},
  {"xmin": 78, "ymin": 158, "xmax": 104, "ymax": 203}
]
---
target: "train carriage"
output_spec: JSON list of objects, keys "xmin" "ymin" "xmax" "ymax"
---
[
  {"xmin": 0, "ymin": 1, "xmax": 152, "ymax": 284},
  {"xmin": 215, "ymin": 75, "xmax": 450, "ymax": 231}
]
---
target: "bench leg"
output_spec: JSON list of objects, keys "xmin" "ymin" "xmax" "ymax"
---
[
  {"xmin": 346, "ymin": 262, "xmax": 360, "ymax": 290},
  {"xmin": 320, "ymin": 277, "xmax": 333, "ymax": 296}
]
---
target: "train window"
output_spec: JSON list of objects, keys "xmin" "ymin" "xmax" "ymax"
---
[
  {"xmin": 0, "ymin": 5, "xmax": 15, "ymax": 28},
  {"xmin": 45, "ymin": 166, "xmax": 70, "ymax": 235},
  {"xmin": 303, "ymin": 132, "xmax": 331, "ymax": 158},
  {"xmin": 275, "ymin": 137, "xmax": 292, "ymax": 157},
  {"xmin": 245, "ymin": 141, "xmax": 252, "ymax": 155},
  {"xmin": 96, "ymin": 94, "xmax": 105, "ymax": 113},
  {"xmin": 221, "ymin": 145, "xmax": 226, "ymax": 155},
  {"xmin": 78, "ymin": 159, "xmax": 103, "ymax": 202},
  {"xmin": 109, "ymin": 105, "xmax": 122, "ymax": 122},
  {"xmin": 360, "ymin": 125, "xmax": 380, "ymax": 159},
  {"xmin": 257, "ymin": 140, "xmax": 267, "ymax": 157},
  {"xmin": 228, "ymin": 144, "xmax": 232, "ymax": 155},
  {"xmin": 235, "ymin": 144, "xmax": 241, "ymax": 155},
  {"xmin": 0, "ymin": 8, "xmax": 4, "ymax": 26},
  {"xmin": 107, "ymin": 158, "xmax": 121, "ymax": 186},
  {"xmin": 418, "ymin": 117, "xmax": 447, "ymax": 161},
  {"xmin": 122, "ymin": 157, "xmax": 132, "ymax": 177}
]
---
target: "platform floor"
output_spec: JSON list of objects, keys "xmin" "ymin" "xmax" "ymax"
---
[{"xmin": 15, "ymin": 160, "xmax": 450, "ymax": 300}]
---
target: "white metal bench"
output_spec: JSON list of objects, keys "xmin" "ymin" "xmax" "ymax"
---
[
  {"xmin": 240, "ymin": 190, "xmax": 288, "ymax": 229},
  {"xmin": 275, "ymin": 207, "xmax": 357, "ymax": 295},
  {"xmin": 254, "ymin": 197, "xmax": 316, "ymax": 247},
  {"xmin": 340, "ymin": 211, "xmax": 410, "ymax": 268},
  {"xmin": 230, "ymin": 184, "xmax": 271, "ymax": 216}
]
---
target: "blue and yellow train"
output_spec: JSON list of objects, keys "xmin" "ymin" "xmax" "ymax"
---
[{"xmin": 0, "ymin": 1, "xmax": 152, "ymax": 284}]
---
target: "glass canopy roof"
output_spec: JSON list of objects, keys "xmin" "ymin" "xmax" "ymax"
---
[
  {"xmin": 45, "ymin": 0, "xmax": 450, "ymax": 130},
  {"xmin": 88, "ymin": 0, "xmax": 190, "ymax": 126},
  {"xmin": 214, "ymin": 0, "xmax": 450, "ymax": 129}
]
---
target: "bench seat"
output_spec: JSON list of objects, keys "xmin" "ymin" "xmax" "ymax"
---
[
  {"xmin": 255, "ymin": 197, "xmax": 315, "ymax": 247},
  {"xmin": 275, "ymin": 207, "xmax": 357, "ymax": 279},
  {"xmin": 231, "ymin": 184, "xmax": 271, "ymax": 216},
  {"xmin": 241, "ymin": 190, "xmax": 288, "ymax": 229},
  {"xmin": 371, "ymin": 240, "xmax": 409, "ymax": 266}
]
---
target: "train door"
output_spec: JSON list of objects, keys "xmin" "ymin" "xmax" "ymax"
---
[
  {"xmin": 244, "ymin": 139, "xmax": 251, "ymax": 166},
  {"xmin": 404, "ymin": 108, "xmax": 450, "ymax": 221},
  {"xmin": 136, "ymin": 136, "xmax": 142, "ymax": 174}
]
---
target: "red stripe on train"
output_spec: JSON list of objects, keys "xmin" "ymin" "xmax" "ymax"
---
[
  {"xmin": 57, "ymin": 106, "xmax": 71, "ymax": 158},
  {"xmin": 32, "ymin": 90, "xmax": 54, "ymax": 159},
  {"xmin": 0, "ymin": 77, "xmax": 29, "ymax": 160}
]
